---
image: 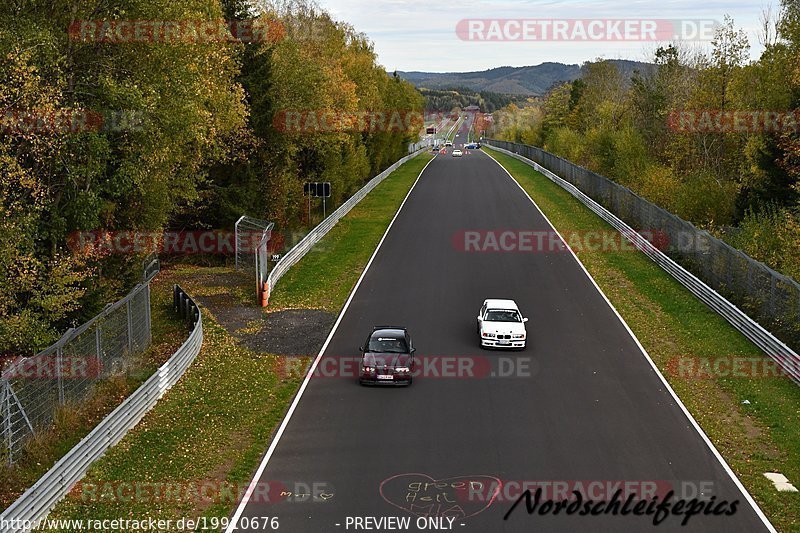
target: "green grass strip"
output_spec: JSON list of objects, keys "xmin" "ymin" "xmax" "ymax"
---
[{"xmin": 487, "ymin": 148, "xmax": 800, "ymax": 531}]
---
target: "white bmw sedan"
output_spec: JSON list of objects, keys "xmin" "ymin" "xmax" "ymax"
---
[{"xmin": 477, "ymin": 299, "xmax": 528, "ymax": 349}]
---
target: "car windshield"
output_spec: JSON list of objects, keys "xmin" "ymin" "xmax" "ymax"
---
[
  {"xmin": 368, "ymin": 336, "xmax": 408, "ymax": 353},
  {"xmin": 485, "ymin": 309, "xmax": 521, "ymax": 322}
]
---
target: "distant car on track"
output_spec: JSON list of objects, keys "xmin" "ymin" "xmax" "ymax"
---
[
  {"xmin": 359, "ymin": 327, "xmax": 416, "ymax": 386},
  {"xmin": 452, "ymin": 149, "xmax": 463, "ymax": 157},
  {"xmin": 445, "ymin": 141, "xmax": 453, "ymax": 147},
  {"xmin": 477, "ymin": 299, "xmax": 528, "ymax": 349}
]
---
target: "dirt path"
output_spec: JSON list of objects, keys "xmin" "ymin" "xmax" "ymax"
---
[{"xmin": 178, "ymin": 267, "xmax": 336, "ymax": 357}]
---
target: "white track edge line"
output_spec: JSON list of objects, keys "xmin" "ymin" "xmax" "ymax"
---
[
  {"xmin": 482, "ymin": 147, "xmax": 776, "ymax": 533},
  {"xmin": 225, "ymin": 154, "xmax": 436, "ymax": 532}
]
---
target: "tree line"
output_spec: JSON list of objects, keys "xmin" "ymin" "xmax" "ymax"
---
[
  {"xmin": 0, "ymin": 0, "xmax": 423, "ymax": 357},
  {"xmin": 492, "ymin": 8, "xmax": 800, "ymax": 282},
  {"xmin": 419, "ymin": 87, "xmax": 529, "ymax": 114}
]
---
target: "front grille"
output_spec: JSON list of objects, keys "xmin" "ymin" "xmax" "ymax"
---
[{"xmin": 498, "ymin": 334, "xmax": 511, "ymax": 339}]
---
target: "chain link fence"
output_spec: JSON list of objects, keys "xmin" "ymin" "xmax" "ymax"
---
[
  {"xmin": 234, "ymin": 216, "xmax": 274, "ymax": 303},
  {"xmin": 488, "ymin": 139, "xmax": 800, "ymax": 353},
  {"xmin": 1, "ymin": 260, "xmax": 159, "ymax": 465},
  {"xmin": 0, "ymin": 285, "xmax": 202, "ymax": 530}
]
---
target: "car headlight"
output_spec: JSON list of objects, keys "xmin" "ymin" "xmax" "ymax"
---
[
  {"xmin": 395, "ymin": 367, "xmax": 409, "ymax": 373},
  {"xmin": 513, "ymin": 334, "xmax": 525, "ymax": 339},
  {"xmin": 482, "ymin": 332, "xmax": 496, "ymax": 338},
  {"xmin": 363, "ymin": 366, "xmax": 374, "ymax": 372}
]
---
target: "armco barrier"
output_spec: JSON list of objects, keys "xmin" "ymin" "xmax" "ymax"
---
[
  {"xmin": 0, "ymin": 286, "xmax": 203, "ymax": 531},
  {"xmin": 485, "ymin": 142, "xmax": 800, "ymax": 386},
  {"xmin": 265, "ymin": 148, "xmax": 426, "ymax": 301}
]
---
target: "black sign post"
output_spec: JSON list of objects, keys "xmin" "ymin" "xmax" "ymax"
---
[{"xmin": 303, "ymin": 182, "xmax": 332, "ymax": 220}]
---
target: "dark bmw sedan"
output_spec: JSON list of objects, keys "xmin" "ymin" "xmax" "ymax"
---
[{"xmin": 359, "ymin": 326, "xmax": 416, "ymax": 386}]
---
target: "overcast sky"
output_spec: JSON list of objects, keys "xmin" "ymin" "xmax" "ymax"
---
[{"xmin": 318, "ymin": 0, "xmax": 775, "ymax": 72}]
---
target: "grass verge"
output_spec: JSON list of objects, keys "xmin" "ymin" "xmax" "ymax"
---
[
  {"xmin": 268, "ymin": 154, "xmax": 433, "ymax": 311},
  {"xmin": 487, "ymin": 148, "xmax": 800, "ymax": 531},
  {"xmin": 42, "ymin": 153, "xmax": 433, "ymax": 530},
  {"xmin": 0, "ymin": 282, "xmax": 187, "ymax": 509}
]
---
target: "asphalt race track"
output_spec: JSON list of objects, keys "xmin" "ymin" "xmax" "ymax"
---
[{"xmin": 228, "ymin": 148, "xmax": 773, "ymax": 532}]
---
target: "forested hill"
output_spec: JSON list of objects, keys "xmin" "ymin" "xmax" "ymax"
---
[{"xmin": 398, "ymin": 60, "xmax": 650, "ymax": 96}]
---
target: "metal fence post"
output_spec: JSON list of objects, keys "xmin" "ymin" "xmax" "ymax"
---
[
  {"xmin": 145, "ymin": 283, "xmax": 152, "ymax": 346},
  {"xmin": 126, "ymin": 300, "xmax": 133, "ymax": 355},
  {"xmin": 2, "ymin": 380, "xmax": 11, "ymax": 465},
  {"xmin": 95, "ymin": 326, "xmax": 103, "ymax": 378},
  {"xmin": 56, "ymin": 345, "xmax": 65, "ymax": 405},
  {"xmin": 235, "ymin": 216, "xmax": 244, "ymax": 269}
]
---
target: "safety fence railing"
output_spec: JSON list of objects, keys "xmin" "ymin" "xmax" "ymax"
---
[
  {"xmin": 485, "ymin": 141, "xmax": 800, "ymax": 386},
  {"xmin": 234, "ymin": 216, "xmax": 275, "ymax": 305},
  {"xmin": 235, "ymin": 216, "xmax": 273, "ymax": 273},
  {"xmin": 1, "ymin": 261, "xmax": 160, "ymax": 466},
  {"xmin": 0, "ymin": 285, "xmax": 203, "ymax": 532},
  {"xmin": 409, "ymin": 137, "xmax": 433, "ymax": 153},
  {"xmin": 265, "ymin": 148, "xmax": 426, "ymax": 303}
]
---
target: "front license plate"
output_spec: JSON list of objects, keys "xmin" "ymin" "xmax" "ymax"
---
[
  {"xmin": 498, "ymin": 340, "xmax": 510, "ymax": 345},
  {"xmin": 377, "ymin": 375, "xmax": 394, "ymax": 380}
]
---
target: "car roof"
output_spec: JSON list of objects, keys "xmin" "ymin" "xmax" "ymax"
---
[
  {"xmin": 484, "ymin": 298, "xmax": 519, "ymax": 310},
  {"xmin": 371, "ymin": 327, "xmax": 406, "ymax": 337}
]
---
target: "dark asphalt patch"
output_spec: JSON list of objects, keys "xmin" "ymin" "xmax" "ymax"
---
[
  {"xmin": 188, "ymin": 271, "xmax": 336, "ymax": 356},
  {"xmin": 241, "ymin": 308, "xmax": 336, "ymax": 356}
]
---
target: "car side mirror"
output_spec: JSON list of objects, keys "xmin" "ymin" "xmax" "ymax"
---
[
  {"xmin": 411, "ymin": 347, "xmax": 416, "ymax": 354},
  {"xmin": 359, "ymin": 346, "xmax": 364, "ymax": 352},
  {"xmin": 477, "ymin": 316, "xmax": 482, "ymax": 321},
  {"xmin": 523, "ymin": 318, "xmax": 529, "ymax": 323}
]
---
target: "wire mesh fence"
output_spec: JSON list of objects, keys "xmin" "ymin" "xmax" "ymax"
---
[
  {"xmin": 488, "ymin": 139, "xmax": 800, "ymax": 352},
  {"xmin": 0, "ymin": 262, "xmax": 159, "ymax": 465},
  {"xmin": 0, "ymin": 285, "xmax": 203, "ymax": 531},
  {"xmin": 234, "ymin": 216, "xmax": 274, "ymax": 302}
]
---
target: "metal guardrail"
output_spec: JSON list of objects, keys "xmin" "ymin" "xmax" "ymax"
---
[
  {"xmin": 0, "ymin": 286, "xmax": 203, "ymax": 532},
  {"xmin": 485, "ymin": 142, "xmax": 800, "ymax": 385},
  {"xmin": 266, "ymin": 149, "xmax": 426, "ymax": 301}
]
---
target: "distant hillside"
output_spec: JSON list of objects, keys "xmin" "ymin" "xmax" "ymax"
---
[{"xmin": 398, "ymin": 60, "xmax": 651, "ymax": 96}]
